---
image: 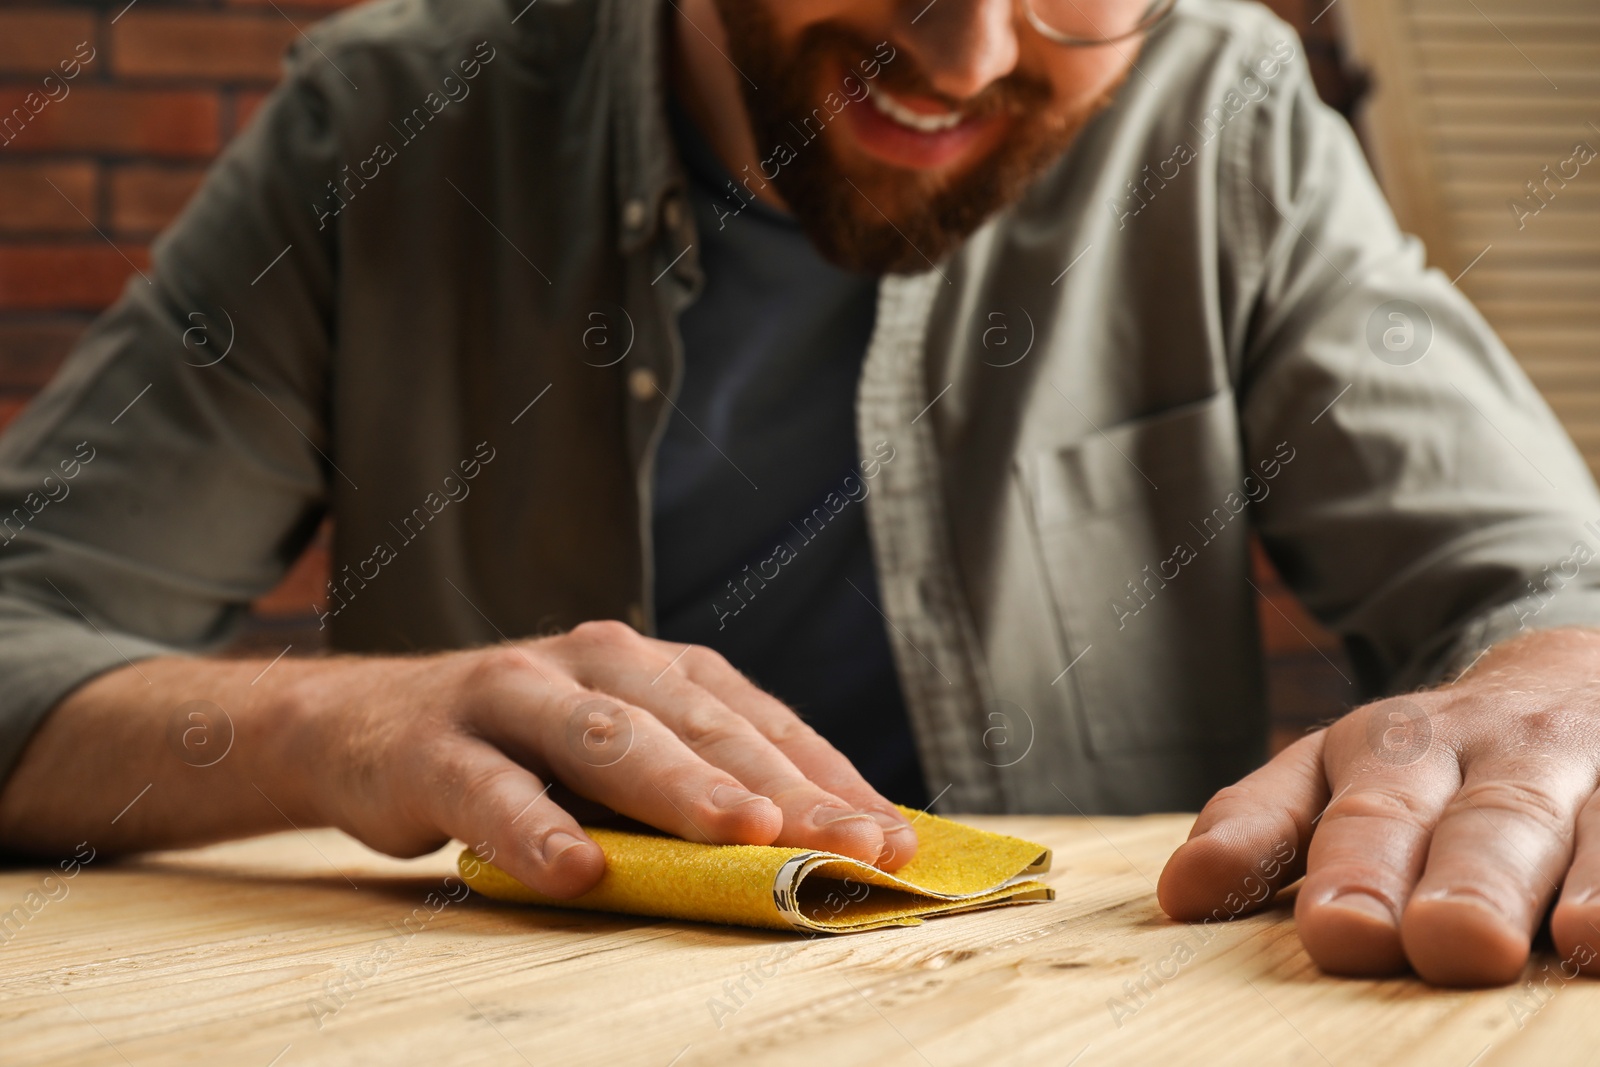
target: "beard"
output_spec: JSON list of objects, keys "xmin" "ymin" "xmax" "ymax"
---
[{"xmin": 707, "ymin": 4, "xmax": 1123, "ymax": 274}]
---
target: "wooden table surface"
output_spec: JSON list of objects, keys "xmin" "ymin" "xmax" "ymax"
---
[{"xmin": 0, "ymin": 814, "xmax": 1584, "ymax": 1066}]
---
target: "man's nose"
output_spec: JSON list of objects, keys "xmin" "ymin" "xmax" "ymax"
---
[{"xmin": 895, "ymin": 0, "xmax": 1021, "ymax": 100}]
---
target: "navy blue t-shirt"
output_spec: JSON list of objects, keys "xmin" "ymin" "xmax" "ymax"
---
[{"xmin": 651, "ymin": 100, "xmax": 928, "ymax": 807}]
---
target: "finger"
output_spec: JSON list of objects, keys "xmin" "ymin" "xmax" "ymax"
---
[
  {"xmin": 477, "ymin": 682, "xmax": 786, "ymax": 849},
  {"xmin": 652, "ymin": 639, "xmax": 919, "ymax": 870},
  {"xmin": 1403, "ymin": 755, "xmax": 1590, "ymax": 986},
  {"xmin": 1293, "ymin": 710, "xmax": 1460, "ymax": 978},
  {"xmin": 1548, "ymin": 788, "xmax": 1600, "ymax": 976},
  {"xmin": 429, "ymin": 741, "xmax": 604, "ymax": 899},
  {"xmin": 1158, "ymin": 730, "xmax": 1324, "ymax": 922},
  {"xmin": 575, "ymin": 646, "xmax": 890, "ymax": 866}
]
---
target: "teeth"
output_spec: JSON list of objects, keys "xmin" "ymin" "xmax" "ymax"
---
[{"xmin": 868, "ymin": 87, "xmax": 965, "ymax": 133}]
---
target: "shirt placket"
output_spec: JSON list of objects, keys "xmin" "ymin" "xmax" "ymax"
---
[{"xmin": 857, "ymin": 272, "xmax": 1003, "ymax": 813}]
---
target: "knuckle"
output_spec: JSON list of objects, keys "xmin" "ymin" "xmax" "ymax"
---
[
  {"xmin": 1199, "ymin": 784, "xmax": 1298, "ymax": 836},
  {"xmin": 1352, "ymin": 697, "xmax": 1437, "ymax": 767},
  {"xmin": 457, "ymin": 762, "xmax": 521, "ymax": 808},
  {"xmin": 680, "ymin": 644, "xmax": 732, "ymax": 677},
  {"xmin": 654, "ymin": 760, "xmax": 715, "ymax": 805},
  {"xmin": 675, "ymin": 701, "xmax": 752, "ymax": 750},
  {"xmin": 1322, "ymin": 786, "xmax": 1434, "ymax": 833},
  {"xmin": 569, "ymin": 618, "xmax": 639, "ymax": 647},
  {"xmin": 1195, "ymin": 784, "xmax": 1302, "ymax": 848},
  {"xmin": 416, "ymin": 756, "xmax": 448, "ymax": 797},
  {"xmin": 423, "ymin": 751, "xmax": 513, "ymax": 815},
  {"xmin": 558, "ymin": 690, "xmax": 636, "ymax": 768},
  {"xmin": 763, "ymin": 712, "xmax": 822, "ymax": 749},
  {"xmin": 466, "ymin": 643, "xmax": 544, "ymax": 689},
  {"xmin": 554, "ymin": 685, "xmax": 607, "ymax": 716},
  {"xmin": 1451, "ymin": 777, "xmax": 1570, "ymax": 836},
  {"xmin": 1204, "ymin": 783, "xmax": 1261, "ymax": 813}
]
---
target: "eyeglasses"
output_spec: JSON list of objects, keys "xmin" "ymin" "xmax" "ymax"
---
[{"xmin": 1021, "ymin": 0, "xmax": 1178, "ymax": 46}]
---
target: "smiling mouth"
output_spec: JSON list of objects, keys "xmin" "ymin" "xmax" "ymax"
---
[{"xmin": 867, "ymin": 85, "xmax": 967, "ymax": 133}]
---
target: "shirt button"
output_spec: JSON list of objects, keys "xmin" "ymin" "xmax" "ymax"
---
[
  {"xmin": 662, "ymin": 196, "xmax": 684, "ymax": 231},
  {"xmin": 628, "ymin": 367, "xmax": 659, "ymax": 401},
  {"xmin": 622, "ymin": 197, "xmax": 648, "ymax": 231}
]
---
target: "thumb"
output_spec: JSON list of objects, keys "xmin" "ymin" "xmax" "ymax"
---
[{"xmin": 1156, "ymin": 729, "xmax": 1329, "ymax": 922}]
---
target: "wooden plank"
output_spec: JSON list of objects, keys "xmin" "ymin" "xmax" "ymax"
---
[{"xmin": 0, "ymin": 819, "xmax": 1587, "ymax": 1065}]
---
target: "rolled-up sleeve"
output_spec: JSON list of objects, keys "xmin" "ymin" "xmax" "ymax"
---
[
  {"xmin": 1233, "ymin": 49, "xmax": 1600, "ymax": 696},
  {"xmin": 0, "ymin": 49, "xmax": 343, "ymax": 783}
]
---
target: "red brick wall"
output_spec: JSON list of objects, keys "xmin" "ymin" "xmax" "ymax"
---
[
  {"xmin": 0, "ymin": 0, "xmax": 1358, "ymax": 739},
  {"xmin": 0, "ymin": 0, "xmax": 356, "ymax": 632}
]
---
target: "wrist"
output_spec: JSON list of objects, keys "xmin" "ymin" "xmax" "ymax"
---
[
  {"xmin": 254, "ymin": 652, "xmax": 453, "ymax": 839},
  {"xmin": 1453, "ymin": 627, "xmax": 1600, "ymax": 689},
  {"xmin": 242, "ymin": 657, "xmax": 355, "ymax": 829}
]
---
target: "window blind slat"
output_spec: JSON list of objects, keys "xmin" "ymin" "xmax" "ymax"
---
[{"xmin": 1342, "ymin": 0, "xmax": 1600, "ymax": 477}]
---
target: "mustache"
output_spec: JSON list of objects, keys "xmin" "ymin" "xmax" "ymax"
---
[{"xmin": 797, "ymin": 24, "xmax": 1054, "ymax": 120}]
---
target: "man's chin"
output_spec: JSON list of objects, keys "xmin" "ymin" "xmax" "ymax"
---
[
  {"xmin": 806, "ymin": 216, "xmax": 952, "ymax": 277},
  {"xmin": 775, "ymin": 139, "xmax": 1058, "ymax": 276},
  {"xmin": 773, "ymin": 163, "xmax": 960, "ymax": 275},
  {"xmin": 770, "ymin": 98, "xmax": 1110, "ymax": 276}
]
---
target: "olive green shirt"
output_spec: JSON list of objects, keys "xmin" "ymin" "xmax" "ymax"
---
[{"xmin": 2, "ymin": 0, "xmax": 1597, "ymax": 813}]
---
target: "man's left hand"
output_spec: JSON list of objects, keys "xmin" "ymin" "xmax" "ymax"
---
[{"xmin": 1158, "ymin": 627, "xmax": 1600, "ymax": 986}]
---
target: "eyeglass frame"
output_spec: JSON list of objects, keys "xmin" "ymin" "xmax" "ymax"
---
[{"xmin": 1020, "ymin": 0, "xmax": 1179, "ymax": 47}]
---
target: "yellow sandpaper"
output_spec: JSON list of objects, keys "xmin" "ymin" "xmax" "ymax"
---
[{"xmin": 458, "ymin": 806, "xmax": 1054, "ymax": 933}]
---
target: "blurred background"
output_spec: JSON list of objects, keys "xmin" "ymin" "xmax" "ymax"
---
[{"xmin": 0, "ymin": 0, "xmax": 1594, "ymax": 752}]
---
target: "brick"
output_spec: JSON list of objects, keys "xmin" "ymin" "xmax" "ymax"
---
[
  {"xmin": 0, "ymin": 395, "xmax": 31, "ymax": 434},
  {"xmin": 233, "ymin": 88, "xmax": 271, "ymax": 135},
  {"xmin": 0, "ymin": 319, "xmax": 85, "ymax": 389},
  {"xmin": 0, "ymin": 11, "xmax": 97, "ymax": 74},
  {"xmin": 1256, "ymin": 586, "xmax": 1339, "ymax": 654},
  {"xmin": 253, "ymin": 526, "xmax": 331, "ymax": 616},
  {"xmin": 112, "ymin": 12, "xmax": 301, "ymax": 82},
  {"xmin": 0, "ymin": 244, "xmax": 152, "ymax": 311},
  {"xmin": 110, "ymin": 164, "xmax": 205, "ymax": 234},
  {"xmin": 1251, "ymin": 539, "xmax": 1339, "ymax": 653},
  {"xmin": 227, "ymin": 0, "xmax": 365, "ymax": 10},
  {"xmin": 220, "ymin": 618, "xmax": 328, "ymax": 658},
  {"xmin": 0, "ymin": 161, "xmax": 97, "ymax": 233},
  {"xmin": 0, "ymin": 85, "xmax": 219, "ymax": 157}
]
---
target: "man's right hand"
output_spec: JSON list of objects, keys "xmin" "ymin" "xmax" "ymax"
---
[{"xmin": 0, "ymin": 621, "xmax": 919, "ymax": 895}]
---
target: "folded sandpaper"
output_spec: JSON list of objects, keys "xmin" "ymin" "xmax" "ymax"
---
[{"xmin": 458, "ymin": 806, "xmax": 1054, "ymax": 933}]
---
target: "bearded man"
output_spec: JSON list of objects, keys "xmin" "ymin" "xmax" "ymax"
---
[{"xmin": 2, "ymin": 0, "xmax": 1598, "ymax": 989}]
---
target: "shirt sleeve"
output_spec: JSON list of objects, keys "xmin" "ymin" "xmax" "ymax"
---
[
  {"xmin": 1231, "ymin": 39, "xmax": 1600, "ymax": 696},
  {"xmin": 0, "ymin": 51, "xmax": 342, "ymax": 784}
]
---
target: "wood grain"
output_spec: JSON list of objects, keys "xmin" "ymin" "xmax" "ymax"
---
[{"xmin": 0, "ymin": 815, "xmax": 1581, "ymax": 1066}]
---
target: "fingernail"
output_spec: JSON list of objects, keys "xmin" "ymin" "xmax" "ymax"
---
[
  {"xmin": 868, "ymin": 809, "xmax": 913, "ymax": 834},
  {"xmin": 1324, "ymin": 890, "xmax": 1395, "ymax": 926},
  {"xmin": 710, "ymin": 785, "xmax": 768, "ymax": 811},
  {"xmin": 1415, "ymin": 886, "xmax": 1507, "ymax": 920},
  {"xmin": 541, "ymin": 831, "xmax": 585, "ymax": 866},
  {"xmin": 813, "ymin": 806, "xmax": 876, "ymax": 828}
]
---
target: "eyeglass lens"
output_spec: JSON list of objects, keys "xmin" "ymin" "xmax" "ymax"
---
[{"xmin": 1026, "ymin": 0, "xmax": 1173, "ymax": 43}]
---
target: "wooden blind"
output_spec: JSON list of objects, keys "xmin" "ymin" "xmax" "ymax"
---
[{"xmin": 1342, "ymin": 0, "xmax": 1600, "ymax": 474}]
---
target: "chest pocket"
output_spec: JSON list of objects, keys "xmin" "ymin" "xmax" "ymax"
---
[{"xmin": 1018, "ymin": 389, "xmax": 1265, "ymax": 757}]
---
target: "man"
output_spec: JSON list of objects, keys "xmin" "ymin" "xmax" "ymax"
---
[{"xmin": 0, "ymin": 0, "xmax": 1597, "ymax": 990}]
